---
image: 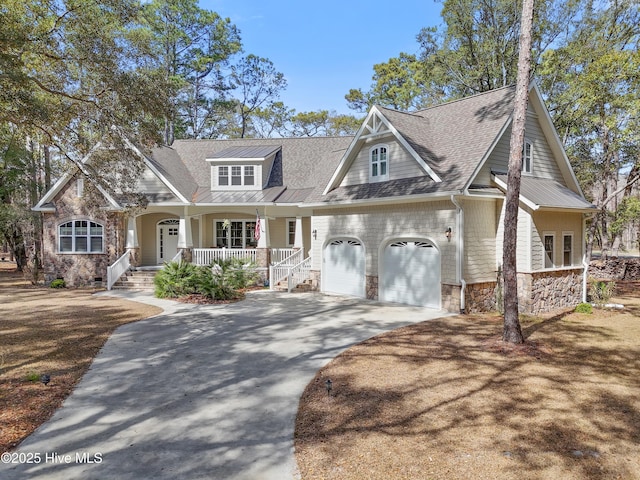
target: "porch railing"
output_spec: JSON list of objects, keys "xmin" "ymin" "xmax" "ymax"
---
[
  {"xmin": 192, "ymin": 248, "xmax": 257, "ymax": 266},
  {"xmin": 270, "ymin": 248, "xmax": 296, "ymax": 264},
  {"xmin": 269, "ymin": 249, "xmax": 303, "ymax": 290},
  {"xmin": 287, "ymin": 257, "xmax": 312, "ymax": 293},
  {"xmin": 107, "ymin": 250, "xmax": 130, "ymax": 291}
]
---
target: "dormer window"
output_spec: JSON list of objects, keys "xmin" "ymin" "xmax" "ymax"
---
[
  {"xmin": 522, "ymin": 140, "xmax": 533, "ymax": 174},
  {"xmin": 218, "ymin": 165, "xmax": 255, "ymax": 187},
  {"xmin": 370, "ymin": 144, "xmax": 389, "ymax": 182}
]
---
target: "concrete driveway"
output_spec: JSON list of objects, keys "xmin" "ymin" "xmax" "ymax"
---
[{"xmin": 0, "ymin": 290, "xmax": 448, "ymax": 480}]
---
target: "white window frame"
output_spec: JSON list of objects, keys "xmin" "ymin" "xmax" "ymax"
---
[
  {"xmin": 562, "ymin": 231, "xmax": 573, "ymax": 267},
  {"xmin": 286, "ymin": 218, "xmax": 296, "ymax": 247},
  {"xmin": 76, "ymin": 177, "xmax": 84, "ymax": 197},
  {"xmin": 369, "ymin": 144, "xmax": 389, "ymax": 182},
  {"xmin": 217, "ymin": 165, "xmax": 256, "ymax": 188},
  {"xmin": 214, "ymin": 220, "xmax": 258, "ymax": 248},
  {"xmin": 522, "ymin": 139, "xmax": 533, "ymax": 174},
  {"xmin": 58, "ymin": 220, "xmax": 104, "ymax": 254},
  {"xmin": 543, "ymin": 232, "xmax": 555, "ymax": 268}
]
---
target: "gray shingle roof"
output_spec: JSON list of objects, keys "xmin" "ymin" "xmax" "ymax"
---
[
  {"xmin": 153, "ymin": 136, "xmax": 353, "ymax": 204},
  {"xmin": 376, "ymin": 86, "xmax": 516, "ymax": 192}
]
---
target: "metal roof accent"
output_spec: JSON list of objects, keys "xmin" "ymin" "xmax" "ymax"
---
[
  {"xmin": 208, "ymin": 145, "xmax": 281, "ymax": 160},
  {"xmin": 493, "ymin": 174, "xmax": 595, "ymax": 211}
]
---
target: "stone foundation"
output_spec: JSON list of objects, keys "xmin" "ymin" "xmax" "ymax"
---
[
  {"xmin": 441, "ymin": 283, "xmax": 461, "ymax": 312},
  {"xmin": 465, "ymin": 282, "xmax": 498, "ymax": 313},
  {"xmin": 518, "ymin": 268, "xmax": 584, "ymax": 314},
  {"xmin": 366, "ymin": 275, "xmax": 378, "ymax": 300},
  {"xmin": 309, "ymin": 270, "xmax": 321, "ymax": 291}
]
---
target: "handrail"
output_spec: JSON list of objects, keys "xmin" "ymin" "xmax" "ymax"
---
[
  {"xmin": 287, "ymin": 257, "xmax": 311, "ymax": 292},
  {"xmin": 107, "ymin": 250, "xmax": 130, "ymax": 291},
  {"xmin": 171, "ymin": 249, "xmax": 183, "ymax": 263},
  {"xmin": 269, "ymin": 249, "xmax": 302, "ymax": 290},
  {"xmin": 270, "ymin": 248, "xmax": 296, "ymax": 264}
]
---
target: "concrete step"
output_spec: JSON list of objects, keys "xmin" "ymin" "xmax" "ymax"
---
[{"xmin": 112, "ymin": 270, "xmax": 158, "ymax": 291}]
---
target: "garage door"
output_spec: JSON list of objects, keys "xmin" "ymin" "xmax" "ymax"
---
[
  {"xmin": 323, "ymin": 239, "xmax": 365, "ymax": 297},
  {"xmin": 381, "ymin": 240, "xmax": 440, "ymax": 308}
]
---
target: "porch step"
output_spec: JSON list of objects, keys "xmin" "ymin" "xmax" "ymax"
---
[
  {"xmin": 111, "ymin": 270, "xmax": 157, "ymax": 292},
  {"xmin": 272, "ymin": 279, "xmax": 315, "ymax": 293}
]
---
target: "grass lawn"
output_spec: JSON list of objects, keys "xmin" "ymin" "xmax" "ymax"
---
[
  {"xmin": 0, "ymin": 263, "xmax": 162, "ymax": 453},
  {"xmin": 295, "ymin": 283, "xmax": 640, "ymax": 480}
]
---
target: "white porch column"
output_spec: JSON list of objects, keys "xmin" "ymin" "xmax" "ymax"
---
[
  {"xmin": 257, "ymin": 214, "xmax": 270, "ymax": 248},
  {"xmin": 178, "ymin": 209, "xmax": 193, "ymax": 249},
  {"xmin": 126, "ymin": 216, "xmax": 138, "ymax": 248},
  {"xmin": 294, "ymin": 216, "xmax": 304, "ymax": 250}
]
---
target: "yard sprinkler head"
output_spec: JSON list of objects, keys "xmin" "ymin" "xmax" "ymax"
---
[{"xmin": 325, "ymin": 379, "xmax": 332, "ymax": 396}]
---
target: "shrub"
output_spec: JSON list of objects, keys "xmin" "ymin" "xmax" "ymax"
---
[
  {"xmin": 153, "ymin": 261, "xmax": 200, "ymax": 298},
  {"xmin": 574, "ymin": 302, "xmax": 593, "ymax": 314},
  {"xmin": 588, "ymin": 279, "xmax": 616, "ymax": 305},
  {"xmin": 50, "ymin": 278, "xmax": 66, "ymax": 289}
]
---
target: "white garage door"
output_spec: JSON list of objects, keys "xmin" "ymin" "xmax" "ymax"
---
[
  {"xmin": 323, "ymin": 239, "xmax": 365, "ymax": 297},
  {"xmin": 381, "ymin": 241, "xmax": 440, "ymax": 308}
]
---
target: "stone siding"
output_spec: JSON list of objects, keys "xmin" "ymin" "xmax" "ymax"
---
[
  {"xmin": 518, "ymin": 268, "xmax": 584, "ymax": 314},
  {"xmin": 441, "ymin": 283, "xmax": 461, "ymax": 313},
  {"xmin": 42, "ymin": 176, "xmax": 124, "ymax": 286},
  {"xmin": 465, "ymin": 282, "xmax": 498, "ymax": 313},
  {"xmin": 365, "ymin": 275, "xmax": 378, "ymax": 300}
]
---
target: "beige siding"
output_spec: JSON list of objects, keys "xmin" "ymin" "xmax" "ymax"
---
[
  {"xmin": 531, "ymin": 211, "xmax": 583, "ymax": 270},
  {"xmin": 140, "ymin": 213, "xmax": 178, "ymax": 266},
  {"xmin": 463, "ymin": 199, "xmax": 498, "ymax": 283},
  {"xmin": 311, "ymin": 201, "xmax": 457, "ymax": 283},
  {"xmin": 474, "ymin": 111, "xmax": 564, "ymax": 186},
  {"xmin": 340, "ymin": 137, "xmax": 425, "ymax": 187},
  {"xmin": 495, "ymin": 200, "xmax": 532, "ymax": 272},
  {"xmin": 135, "ymin": 167, "xmax": 176, "ymax": 196}
]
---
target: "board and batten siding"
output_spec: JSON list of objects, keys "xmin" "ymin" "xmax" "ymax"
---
[
  {"xmin": 531, "ymin": 211, "xmax": 583, "ymax": 270},
  {"xmin": 463, "ymin": 199, "xmax": 498, "ymax": 283},
  {"xmin": 474, "ymin": 110, "xmax": 564, "ymax": 186},
  {"xmin": 339, "ymin": 137, "xmax": 425, "ymax": 187},
  {"xmin": 311, "ymin": 201, "xmax": 457, "ymax": 284}
]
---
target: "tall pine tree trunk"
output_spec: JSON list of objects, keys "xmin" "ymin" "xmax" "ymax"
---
[{"xmin": 502, "ymin": 0, "xmax": 535, "ymax": 344}]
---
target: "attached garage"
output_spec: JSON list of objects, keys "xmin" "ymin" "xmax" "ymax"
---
[
  {"xmin": 323, "ymin": 238, "xmax": 365, "ymax": 297},
  {"xmin": 380, "ymin": 240, "xmax": 441, "ymax": 308}
]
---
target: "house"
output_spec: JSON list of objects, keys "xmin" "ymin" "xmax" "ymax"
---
[{"xmin": 33, "ymin": 84, "xmax": 595, "ymax": 314}]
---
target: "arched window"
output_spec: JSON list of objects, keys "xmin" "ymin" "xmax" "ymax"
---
[
  {"xmin": 370, "ymin": 144, "xmax": 389, "ymax": 182},
  {"xmin": 58, "ymin": 220, "xmax": 104, "ymax": 253}
]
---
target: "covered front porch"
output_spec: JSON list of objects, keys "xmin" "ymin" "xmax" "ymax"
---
[{"xmin": 107, "ymin": 205, "xmax": 313, "ymax": 290}]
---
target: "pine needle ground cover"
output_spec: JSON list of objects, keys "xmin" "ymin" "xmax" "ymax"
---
[
  {"xmin": 296, "ymin": 283, "xmax": 640, "ymax": 480},
  {"xmin": 0, "ymin": 264, "xmax": 162, "ymax": 453}
]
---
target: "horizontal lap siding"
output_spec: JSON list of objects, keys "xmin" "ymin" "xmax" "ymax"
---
[
  {"xmin": 475, "ymin": 111, "xmax": 564, "ymax": 186},
  {"xmin": 531, "ymin": 212, "xmax": 583, "ymax": 270},
  {"xmin": 311, "ymin": 201, "xmax": 457, "ymax": 283}
]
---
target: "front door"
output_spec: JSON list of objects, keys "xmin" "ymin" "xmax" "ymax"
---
[{"xmin": 157, "ymin": 219, "xmax": 180, "ymax": 264}]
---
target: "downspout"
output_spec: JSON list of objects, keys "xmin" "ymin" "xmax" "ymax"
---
[
  {"xmin": 582, "ymin": 213, "xmax": 591, "ymax": 303},
  {"xmin": 451, "ymin": 195, "xmax": 466, "ymax": 313}
]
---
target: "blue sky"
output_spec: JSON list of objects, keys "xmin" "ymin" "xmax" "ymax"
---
[{"xmin": 201, "ymin": 1, "xmax": 443, "ymax": 115}]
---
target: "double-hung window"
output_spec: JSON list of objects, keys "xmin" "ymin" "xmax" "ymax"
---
[
  {"xmin": 563, "ymin": 233, "xmax": 573, "ymax": 266},
  {"xmin": 370, "ymin": 145, "xmax": 389, "ymax": 182},
  {"xmin": 543, "ymin": 233, "xmax": 554, "ymax": 268},
  {"xmin": 215, "ymin": 220, "xmax": 258, "ymax": 248},
  {"xmin": 522, "ymin": 140, "xmax": 533, "ymax": 174},
  {"xmin": 219, "ymin": 165, "xmax": 255, "ymax": 187},
  {"xmin": 59, "ymin": 220, "xmax": 104, "ymax": 253}
]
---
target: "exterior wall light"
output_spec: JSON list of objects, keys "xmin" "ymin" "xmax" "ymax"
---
[{"xmin": 445, "ymin": 227, "xmax": 452, "ymax": 241}]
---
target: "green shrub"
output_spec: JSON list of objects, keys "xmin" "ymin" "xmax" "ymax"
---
[
  {"xmin": 50, "ymin": 278, "xmax": 66, "ymax": 289},
  {"xmin": 574, "ymin": 302, "xmax": 593, "ymax": 314},
  {"xmin": 153, "ymin": 261, "xmax": 200, "ymax": 298},
  {"xmin": 26, "ymin": 372, "xmax": 40, "ymax": 382}
]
